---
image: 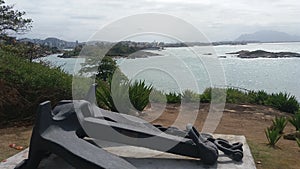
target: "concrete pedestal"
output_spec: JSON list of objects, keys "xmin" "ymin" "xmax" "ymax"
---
[{"xmin": 0, "ymin": 134, "xmax": 256, "ymax": 169}]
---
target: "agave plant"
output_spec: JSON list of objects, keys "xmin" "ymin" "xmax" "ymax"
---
[
  {"xmin": 96, "ymin": 80, "xmax": 118, "ymax": 112},
  {"xmin": 265, "ymin": 127, "xmax": 281, "ymax": 147},
  {"xmin": 267, "ymin": 92, "xmax": 299, "ymax": 114},
  {"xmin": 129, "ymin": 80, "xmax": 153, "ymax": 112},
  {"xmin": 248, "ymin": 90, "xmax": 269, "ymax": 105},
  {"xmin": 271, "ymin": 116, "xmax": 288, "ymax": 134},
  {"xmin": 289, "ymin": 112, "xmax": 300, "ymax": 131},
  {"xmin": 96, "ymin": 79, "xmax": 152, "ymax": 114}
]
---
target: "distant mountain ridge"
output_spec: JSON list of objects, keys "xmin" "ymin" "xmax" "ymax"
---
[
  {"xmin": 19, "ymin": 37, "xmax": 80, "ymax": 49},
  {"xmin": 235, "ymin": 30, "xmax": 300, "ymax": 42}
]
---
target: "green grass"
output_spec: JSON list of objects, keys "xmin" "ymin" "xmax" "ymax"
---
[{"xmin": 248, "ymin": 141, "xmax": 295, "ymax": 169}]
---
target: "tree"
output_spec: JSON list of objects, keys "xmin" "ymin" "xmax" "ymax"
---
[
  {"xmin": 96, "ymin": 56, "xmax": 118, "ymax": 81},
  {"xmin": 0, "ymin": 0, "xmax": 32, "ymax": 36}
]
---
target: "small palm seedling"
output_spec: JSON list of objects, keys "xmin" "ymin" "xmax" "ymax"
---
[
  {"xmin": 265, "ymin": 127, "xmax": 281, "ymax": 147},
  {"xmin": 289, "ymin": 112, "xmax": 300, "ymax": 131},
  {"xmin": 271, "ymin": 116, "xmax": 287, "ymax": 134}
]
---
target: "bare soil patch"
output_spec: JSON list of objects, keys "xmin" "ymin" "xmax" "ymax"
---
[{"xmin": 142, "ymin": 103, "xmax": 299, "ymax": 169}]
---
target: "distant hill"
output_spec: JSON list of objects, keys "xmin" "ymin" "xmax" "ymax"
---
[
  {"xmin": 235, "ymin": 30, "xmax": 300, "ymax": 42},
  {"xmin": 19, "ymin": 37, "xmax": 80, "ymax": 49}
]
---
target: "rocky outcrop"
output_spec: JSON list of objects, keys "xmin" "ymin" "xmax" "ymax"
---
[{"xmin": 227, "ymin": 50, "xmax": 300, "ymax": 59}]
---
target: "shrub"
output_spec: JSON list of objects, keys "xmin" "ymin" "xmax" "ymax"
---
[
  {"xmin": 200, "ymin": 88, "xmax": 226, "ymax": 103},
  {"xmin": 0, "ymin": 49, "xmax": 72, "ymax": 125},
  {"xmin": 96, "ymin": 56, "xmax": 117, "ymax": 81},
  {"xmin": 182, "ymin": 89, "xmax": 200, "ymax": 103},
  {"xmin": 226, "ymin": 88, "xmax": 249, "ymax": 104},
  {"xmin": 271, "ymin": 116, "xmax": 287, "ymax": 134},
  {"xmin": 266, "ymin": 92, "xmax": 299, "ymax": 114},
  {"xmin": 129, "ymin": 80, "xmax": 152, "ymax": 112},
  {"xmin": 289, "ymin": 112, "xmax": 300, "ymax": 131},
  {"xmin": 200, "ymin": 88, "xmax": 211, "ymax": 103},
  {"xmin": 265, "ymin": 127, "xmax": 281, "ymax": 147},
  {"xmin": 248, "ymin": 90, "xmax": 269, "ymax": 105},
  {"xmin": 166, "ymin": 92, "xmax": 181, "ymax": 104}
]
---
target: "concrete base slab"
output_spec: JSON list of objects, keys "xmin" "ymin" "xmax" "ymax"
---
[{"xmin": 0, "ymin": 134, "xmax": 256, "ymax": 169}]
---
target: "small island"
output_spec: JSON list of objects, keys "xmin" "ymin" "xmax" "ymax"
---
[
  {"xmin": 227, "ymin": 50, "xmax": 300, "ymax": 59},
  {"xmin": 58, "ymin": 41, "xmax": 162, "ymax": 59}
]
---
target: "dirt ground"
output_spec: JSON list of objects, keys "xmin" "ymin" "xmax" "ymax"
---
[
  {"xmin": 1, "ymin": 103, "xmax": 299, "ymax": 169},
  {"xmin": 142, "ymin": 103, "xmax": 300, "ymax": 169}
]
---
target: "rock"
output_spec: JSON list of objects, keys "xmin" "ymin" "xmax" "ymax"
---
[
  {"xmin": 227, "ymin": 50, "xmax": 300, "ymax": 59},
  {"xmin": 283, "ymin": 132, "xmax": 300, "ymax": 140}
]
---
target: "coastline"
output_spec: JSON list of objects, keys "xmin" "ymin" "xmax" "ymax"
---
[{"xmin": 58, "ymin": 50, "xmax": 161, "ymax": 59}]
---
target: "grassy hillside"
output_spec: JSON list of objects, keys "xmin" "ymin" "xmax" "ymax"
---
[{"xmin": 0, "ymin": 49, "xmax": 72, "ymax": 127}]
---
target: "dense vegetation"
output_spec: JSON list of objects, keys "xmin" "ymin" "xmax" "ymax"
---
[
  {"xmin": 105, "ymin": 41, "xmax": 140, "ymax": 57},
  {"xmin": 58, "ymin": 45, "xmax": 82, "ymax": 58},
  {"xmin": 0, "ymin": 49, "xmax": 72, "ymax": 126},
  {"xmin": 0, "ymin": 38, "xmax": 60, "ymax": 60},
  {"xmin": 154, "ymin": 88, "xmax": 299, "ymax": 114}
]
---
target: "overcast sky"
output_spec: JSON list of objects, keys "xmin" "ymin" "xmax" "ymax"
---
[{"xmin": 8, "ymin": 0, "xmax": 300, "ymax": 42}]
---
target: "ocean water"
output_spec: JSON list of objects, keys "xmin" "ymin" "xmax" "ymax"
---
[
  {"xmin": 39, "ymin": 42, "xmax": 300, "ymax": 100},
  {"xmin": 117, "ymin": 42, "xmax": 300, "ymax": 100},
  {"xmin": 34, "ymin": 54, "xmax": 85, "ymax": 75}
]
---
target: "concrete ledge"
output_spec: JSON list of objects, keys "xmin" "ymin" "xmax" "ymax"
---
[{"xmin": 0, "ymin": 134, "xmax": 256, "ymax": 169}]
